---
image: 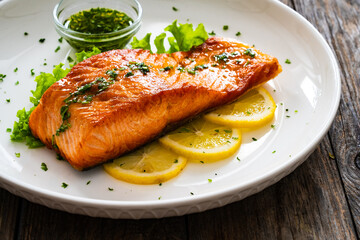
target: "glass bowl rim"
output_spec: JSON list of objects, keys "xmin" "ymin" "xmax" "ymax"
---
[{"xmin": 53, "ymin": 0, "xmax": 143, "ymax": 38}]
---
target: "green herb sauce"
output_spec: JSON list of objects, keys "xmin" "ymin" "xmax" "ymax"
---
[{"xmin": 65, "ymin": 7, "xmax": 133, "ymax": 34}]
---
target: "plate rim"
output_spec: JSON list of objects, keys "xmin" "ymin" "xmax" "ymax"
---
[{"xmin": 0, "ymin": 0, "xmax": 341, "ymax": 217}]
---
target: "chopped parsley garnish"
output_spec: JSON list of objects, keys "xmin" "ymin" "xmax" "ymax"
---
[
  {"xmin": 39, "ymin": 38, "xmax": 46, "ymax": 43},
  {"xmin": 252, "ymin": 137, "xmax": 257, "ymax": 141},
  {"xmin": 125, "ymin": 71, "xmax": 134, "ymax": 77},
  {"xmin": 127, "ymin": 62, "xmax": 151, "ymax": 75},
  {"xmin": 41, "ymin": 162, "xmax": 48, "ymax": 171},
  {"xmin": 190, "ymin": 192, "xmax": 194, "ymax": 195},
  {"xmin": 235, "ymin": 31, "xmax": 241, "ymax": 36},
  {"xmin": 187, "ymin": 69, "xmax": 196, "ymax": 75},
  {"xmin": 108, "ymin": 187, "xmax": 114, "ymax": 191},
  {"xmin": 286, "ymin": 115, "xmax": 291, "ymax": 118},
  {"xmin": 272, "ymin": 150, "xmax": 276, "ymax": 154},
  {"xmin": 15, "ymin": 152, "xmax": 20, "ymax": 158},
  {"xmin": 6, "ymin": 128, "xmax": 12, "ymax": 132},
  {"xmin": 67, "ymin": 56, "xmax": 74, "ymax": 63},
  {"xmin": 208, "ymin": 179, "xmax": 212, "ymax": 183},
  {"xmin": 6, "ymin": 99, "xmax": 10, "ymax": 103},
  {"xmin": 61, "ymin": 182, "xmax": 68, "ymax": 188},
  {"xmin": 214, "ymin": 52, "xmax": 230, "ymax": 63},
  {"xmin": 285, "ymin": 59, "xmax": 291, "ymax": 64},
  {"xmin": 174, "ymin": 159, "xmax": 178, "ymax": 163},
  {"xmin": 86, "ymin": 180, "xmax": 91, "ymax": 185},
  {"xmin": 244, "ymin": 48, "xmax": 256, "ymax": 58},
  {"xmin": 66, "ymin": 8, "xmax": 133, "ymax": 34},
  {"xmin": 237, "ymin": 157, "xmax": 240, "ymax": 161},
  {"xmin": 271, "ymin": 124, "xmax": 276, "ymax": 129},
  {"xmin": 223, "ymin": 25, "xmax": 229, "ymax": 30},
  {"xmin": 30, "ymin": 69, "xmax": 35, "ymax": 76},
  {"xmin": 14, "ymin": 67, "xmax": 18, "ymax": 72},
  {"xmin": 200, "ymin": 161, "xmax": 204, "ymax": 163},
  {"xmin": 0, "ymin": 74, "xmax": 6, "ymax": 82},
  {"xmin": 55, "ymin": 46, "xmax": 61, "ymax": 52},
  {"xmin": 208, "ymin": 30, "xmax": 216, "ymax": 36},
  {"xmin": 224, "ymin": 129, "xmax": 232, "ymax": 133},
  {"xmin": 15, "ymin": 81, "xmax": 19, "ymax": 85},
  {"xmin": 24, "ymin": 32, "xmax": 28, "ymax": 36},
  {"xmin": 172, "ymin": 7, "xmax": 178, "ymax": 11},
  {"xmin": 159, "ymin": 183, "xmax": 162, "ymax": 186},
  {"xmin": 160, "ymin": 66, "xmax": 173, "ymax": 72},
  {"xmin": 58, "ymin": 37, "xmax": 63, "ymax": 43}
]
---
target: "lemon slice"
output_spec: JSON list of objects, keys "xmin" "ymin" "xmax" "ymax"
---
[
  {"xmin": 159, "ymin": 118, "xmax": 241, "ymax": 162},
  {"xmin": 204, "ymin": 87, "xmax": 276, "ymax": 128},
  {"xmin": 103, "ymin": 142, "xmax": 187, "ymax": 184}
]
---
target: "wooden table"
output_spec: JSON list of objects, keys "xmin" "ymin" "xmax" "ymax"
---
[{"xmin": 1, "ymin": 0, "xmax": 359, "ymax": 239}]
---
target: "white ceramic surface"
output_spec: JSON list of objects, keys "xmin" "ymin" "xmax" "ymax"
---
[{"xmin": 0, "ymin": 0, "xmax": 340, "ymax": 218}]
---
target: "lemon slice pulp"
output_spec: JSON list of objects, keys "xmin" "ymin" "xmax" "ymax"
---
[
  {"xmin": 103, "ymin": 142, "xmax": 187, "ymax": 184},
  {"xmin": 159, "ymin": 118, "xmax": 241, "ymax": 162},
  {"xmin": 204, "ymin": 87, "xmax": 276, "ymax": 128}
]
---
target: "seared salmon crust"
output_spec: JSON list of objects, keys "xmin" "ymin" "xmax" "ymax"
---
[{"xmin": 29, "ymin": 37, "xmax": 282, "ymax": 170}]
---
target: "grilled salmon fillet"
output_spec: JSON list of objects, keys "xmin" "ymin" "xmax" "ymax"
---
[{"xmin": 29, "ymin": 37, "xmax": 282, "ymax": 170}]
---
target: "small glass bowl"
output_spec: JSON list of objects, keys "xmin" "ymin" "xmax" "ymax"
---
[{"xmin": 53, "ymin": 0, "xmax": 142, "ymax": 52}]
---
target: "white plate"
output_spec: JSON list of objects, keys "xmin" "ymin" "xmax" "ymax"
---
[{"xmin": 0, "ymin": 0, "xmax": 340, "ymax": 219}]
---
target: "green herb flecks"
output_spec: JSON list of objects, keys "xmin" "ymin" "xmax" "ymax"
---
[
  {"xmin": 0, "ymin": 74, "xmax": 6, "ymax": 82},
  {"xmin": 66, "ymin": 7, "xmax": 133, "ymax": 34},
  {"xmin": 285, "ymin": 59, "xmax": 291, "ymax": 64},
  {"xmin": 41, "ymin": 162, "xmax": 48, "ymax": 171},
  {"xmin": 54, "ymin": 67, "xmax": 120, "ymax": 137},
  {"xmin": 209, "ymin": 30, "xmax": 216, "ymax": 36},
  {"xmin": 61, "ymin": 182, "xmax": 68, "ymax": 188},
  {"xmin": 214, "ymin": 52, "xmax": 230, "ymax": 63},
  {"xmin": 127, "ymin": 62, "xmax": 151, "ymax": 75},
  {"xmin": 244, "ymin": 48, "xmax": 256, "ymax": 58},
  {"xmin": 39, "ymin": 38, "xmax": 45, "ymax": 43}
]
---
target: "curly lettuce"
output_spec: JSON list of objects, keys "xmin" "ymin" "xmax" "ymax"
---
[{"xmin": 131, "ymin": 20, "xmax": 208, "ymax": 53}]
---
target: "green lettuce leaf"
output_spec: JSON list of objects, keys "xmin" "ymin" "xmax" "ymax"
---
[
  {"xmin": 130, "ymin": 33, "xmax": 152, "ymax": 51},
  {"xmin": 164, "ymin": 20, "xmax": 208, "ymax": 52},
  {"xmin": 75, "ymin": 47, "xmax": 101, "ymax": 62},
  {"xmin": 130, "ymin": 20, "xmax": 209, "ymax": 54}
]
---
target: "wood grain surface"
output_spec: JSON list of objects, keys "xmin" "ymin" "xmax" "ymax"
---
[{"xmin": 1, "ymin": 0, "xmax": 359, "ymax": 239}]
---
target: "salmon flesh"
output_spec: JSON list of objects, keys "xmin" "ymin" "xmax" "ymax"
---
[{"xmin": 29, "ymin": 37, "xmax": 282, "ymax": 170}]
